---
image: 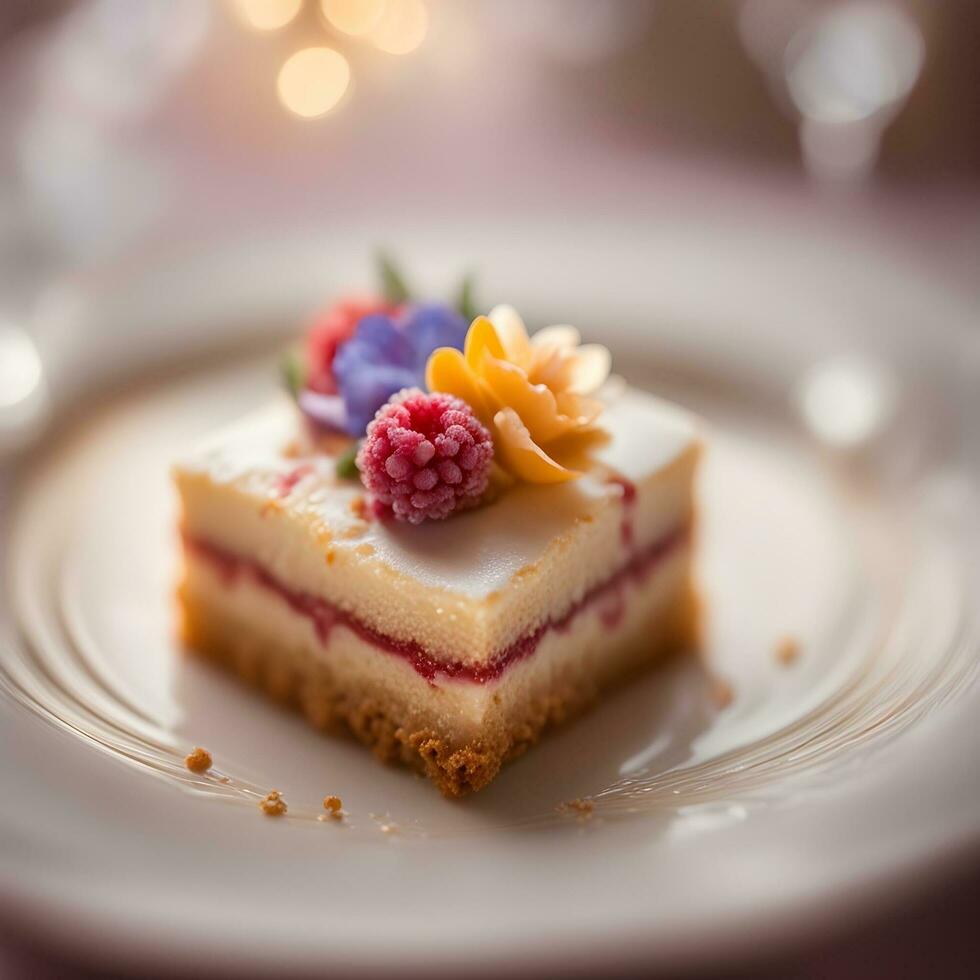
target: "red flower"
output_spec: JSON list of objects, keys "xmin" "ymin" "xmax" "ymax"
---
[{"xmin": 305, "ymin": 296, "xmax": 395, "ymax": 394}]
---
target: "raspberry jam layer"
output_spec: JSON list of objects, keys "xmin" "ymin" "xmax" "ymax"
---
[{"xmin": 184, "ymin": 524, "xmax": 688, "ymax": 685}]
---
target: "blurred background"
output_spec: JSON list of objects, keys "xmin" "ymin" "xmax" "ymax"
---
[
  {"xmin": 0, "ymin": 0, "xmax": 978, "ymax": 315},
  {"xmin": 0, "ymin": 1, "xmax": 978, "ymax": 976}
]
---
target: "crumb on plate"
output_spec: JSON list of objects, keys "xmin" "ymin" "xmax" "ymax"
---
[
  {"xmin": 184, "ymin": 747, "xmax": 212, "ymax": 774},
  {"xmin": 323, "ymin": 795, "xmax": 344, "ymax": 818},
  {"xmin": 711, "ymin": 677, "xmax": 734, "ymax": 708},
  {"xmin": 775, "ymin": 636, "xmax": 800, "ymax": 665},
  {"xmin": 558, "ymin": 798, "xmax": 595, "ymax": 819},
  {"xmin": 259, "ymin": 790, "xmax": 288, "ymax": 817}
]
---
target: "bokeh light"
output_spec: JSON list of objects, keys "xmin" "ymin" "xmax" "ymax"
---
[
  {"xmin": 231, "ymin": 0, "xmax": 303, "ymax": 32},
  {"xmin": 796, "ymin": 356, "xmax": 898, "ymax": 450},
  {"xmin": 276, "ymin": 47, "xmax": 351, "ymax": 118},
  {"xmin": 368, "ymin": 0, "xmax": 428, "ymax": 55},
  {"xmin": 0, "ymin": 323, "xmax": 48, "ymax": 452},
  {"xmin": 0, "ymin": 324, "xmax": 42, "ymax": 411},
  {"xmin": 321, "ymin": 0, "xmax": 388, "ymax": 37},
  {"xmin": 785, "ymin": 1, "xmax": 924, "ymax": 126}
]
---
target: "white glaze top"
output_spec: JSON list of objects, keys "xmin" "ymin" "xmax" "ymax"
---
[{"xmin": 177, "ymin": 386, "xmax": 700, "ymax": 600}]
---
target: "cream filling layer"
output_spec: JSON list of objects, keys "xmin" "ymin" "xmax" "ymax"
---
[
  {"xmin": 184, "ymin": 519, "xmax": 689, "ymax": 682},
  {"xmin": 182, "ymin": 540, "xmax": 693, "ymax": 740}
]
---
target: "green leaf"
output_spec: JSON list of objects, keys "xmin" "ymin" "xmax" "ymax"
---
[
  {"xmin": 376, "ymin": 250, "xmax": 411, "ymax": 305},
  {"xmin": 280, "ymin": 347, "xmax": 305, "ymax": 399},
  {"xmin": 456, "ymin": 272, "xmax": 478, "ymax": 322},
  {"xmin": 335, "ymin": 441, "xmax": 360, "ymax": 480}
]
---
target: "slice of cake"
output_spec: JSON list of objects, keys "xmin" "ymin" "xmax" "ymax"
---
[{"xmin": 174, "ymin": 286, "xmax": 701, "ymax": 796}]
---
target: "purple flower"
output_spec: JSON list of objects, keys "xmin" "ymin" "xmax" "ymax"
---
[{"xmin": 328, "ymin": 303, "xmax": 468, "ymax": 436}]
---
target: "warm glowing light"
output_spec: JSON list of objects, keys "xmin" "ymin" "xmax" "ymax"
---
[
  {"xmin": 321, "ymin": 0, "xmax": 388, "ymax": 36},
  {"xmin": 232, "ymin": 0, "xmax": 303, "ymax": 31},
  {"xmin": 277, "ymin": 47, "xmax": 351, "ymax": 118},
  {"xmin": 368, "ymin": 0, "xmax": 428, "ymax": 55}
]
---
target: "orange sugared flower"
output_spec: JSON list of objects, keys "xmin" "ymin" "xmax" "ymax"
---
[{"xmin": 426, "ymin": 306, "xmax": 610, "ymax": 483}]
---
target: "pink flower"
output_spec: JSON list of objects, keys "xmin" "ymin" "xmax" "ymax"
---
[
  {"xmin": 357, "ymin": 389, "xmax": 494, "ymax": 524},
  {"xmin": 305, "ymin": 296, "xmax": 395, "ymax": 395}
]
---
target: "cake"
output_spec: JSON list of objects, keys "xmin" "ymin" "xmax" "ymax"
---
[{"xmin": 174, "ymin": 262, "xmax": 701, "ymax": 796}]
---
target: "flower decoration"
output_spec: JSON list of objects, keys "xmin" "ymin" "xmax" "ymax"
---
[
  {"xmin": 305, "ymin": 296, "xmax": 396, "ymax": 395},
  {"xmin": 425, "ymin": 305, "xmax": 610, "ymax": 483},
  {"xmin": 284, "ymin": 255, "xmax": 614, "ymax": 522},
  {"xmin": 289, "ymin": 254, "xmax": 469, "ymax": 440},
  {"xmin": 332, "ymin": 303, "xmax": 467, "ymax": 436},
  {"xmin": 358, "ymin": 389, "xmax": 493, "ymax": 524}
]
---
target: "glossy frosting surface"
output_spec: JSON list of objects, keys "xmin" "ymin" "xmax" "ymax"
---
[{"xmin": 178, "ymin": 386, "xmax": 700, "ymax": 600}]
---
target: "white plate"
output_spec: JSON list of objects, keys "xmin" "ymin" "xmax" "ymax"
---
[{"xmin": 1, "ymin": 217, "xmax": 978, "ymax": 976}]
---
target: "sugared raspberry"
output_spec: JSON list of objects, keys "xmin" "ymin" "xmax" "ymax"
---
[{"xmin": 357, "ymin": 389, "xmax": 493, "ymax": 524}]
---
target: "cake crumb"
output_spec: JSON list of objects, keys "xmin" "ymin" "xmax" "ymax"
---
[
  {"xmin": 355, "ymin": 542, "xmax": 375, "ymax": 557},
  {"xmin": 512, "ymin": 559, "xmax": 544, "ymax": 582},
  {"xmin": 775, "ymin": 636, "xmax": 800, "ymax": 666},
  {"xmin": 259, "ymin": 790, "xmax": 288, "ymax": 817},
  {"xmin": 322, "ymin": 795, "xmax": 344, "ymax": 818},
  {"xmin": 339, "ymin": 521, "xmax": 368, "ymax": 539},
  {"xmin": 184, "ymin": 747, "xmax": 212, "ymax": 774},
  {"xmin": 349, "ymin": 495, "xmax": 369, "ymax": 520},
  {"xmin": 711, "ymin": 677, "xmax": 734, "ymax": 708},
  {"xmin": 259, "ymin": 497, "xmax": 283, "ymax": 518},
  {"xmin": 325, "ymin": 548, "xmax": 336, "ymax": 565},
  {"xmin": 558, "ymin": 798, "xmax": 595, "ymax": 820}
]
